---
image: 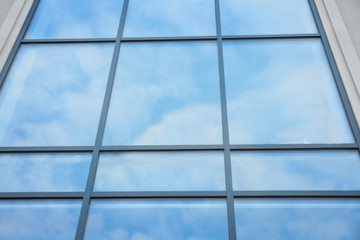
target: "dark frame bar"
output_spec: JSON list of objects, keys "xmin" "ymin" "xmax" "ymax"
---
[
  {"xmin": 91, "ymin": 191, "xmax": 227, "ymax": 198},
  {"xmin": 21, "ymin": 38, "xmax": 116, "ymax": 44},
  {"xmin": 0, "ymin": 146, "xmax": 94, "ymax": 153},
  {"xmin": 0, "ymin": 192, "xmax": 84, "ymax": 199},
  {"xmin": 214, "ymin": 0, "xmax": 237, "ymax": 239},
  {"xmin": 74, "ymin": 0, "xmax": 130, "ymax": 239},
  {"xmin": 234, "ymin": 191, "xmax": 360, "ymax": 198}
]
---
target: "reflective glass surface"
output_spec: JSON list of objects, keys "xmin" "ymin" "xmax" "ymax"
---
[
  {"xmin": 223, "ymin": 39, "xmax": 354, "ymax": 144},
  {"xmin": 25, "ymin": 0, "xmax": 123, "ymax": 39},
  {"xmin": 220, "ymin": 0, "xmax": 317, "ymax": 35},
  {"xmin": 0, "ymin": 200, "xmax": 81, "ymax": 240},
  {"xmin": 0, "ymin": 153, "xmax": 91, "ymax": 192},
  {"xmin": 231, "ymin": 151, "xmax": 360, "ymax": 190},
  {"xmin": 123, "ymin": 0, "xmax": 216, "ymax": 37},
  {"xmin": 94, "ymin": 152, "xmax": 225, "ymax": 191},
  {"xmin": 0, "ymin": 44, "xmax": 114, "ymax": 146},
  {"xmin": 85, "ymin": 199, "xmax": 228, "ymax": 240},
  {"xmin": 103, "ymin": 42, "xmax": 222, "ymax": 145},
  {"xmin": 235, "ymin": 199, "xmax": 360, "ymax": 240}
]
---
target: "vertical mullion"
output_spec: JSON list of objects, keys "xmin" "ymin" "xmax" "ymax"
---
[
  {"xmin": 0, "ymin": 0, "xmax": 40, "ymax": 88},
  {"xmin": 214, "ymin": 0, "xmax": 237, "ymax": 239},
  {"xmin": 74, "ymin": 0, "xmax": 130, "ymax": 239},
  {"xmin": 308, "ymin": 0, "xmax": 360, "ymax": 150}
]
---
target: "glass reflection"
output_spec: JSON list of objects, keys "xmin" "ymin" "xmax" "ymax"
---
[
  {"xmin": 231, "ymin": 151, "xmax": 360, "ymax": 190},
  {"xmin": 0, "ymin": 200, "xmax": 81, "ymax": 240},
  {"xmin": 25, "ymin": 0, "xmax": 123, "ymax": 39},
  {"xmin": 220, "ymin": 0, "xmax": 317, "ymax": 35},
  {"xmin": 235, "ymin": 199, "xmax": 360, "ymax": 240},
  {"xmin": 103, "ymin": 42, "xmax": 222, "ymax": 145},
  {"xmin": 0, "ymin": 43, "xmax": 114, "ymax": 146},
  {"xmin": 0, "ymin": 153, "xmax": 91, "ymax": 192},
  {"xmin": 85, "ymin": 199, "xmax": 228, "ymax": 240},
  {"xmin": 123, "ymin": 0, "xmax": 216, "ymax": 37},
  {"xmin": 94, "ymin": 152, "xmax": 225, "ymax": 191},
  {"xmin": 223, "ymin": 39, "xmax": 354, "ymax": 144}
]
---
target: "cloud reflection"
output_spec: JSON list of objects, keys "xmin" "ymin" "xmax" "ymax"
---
[
  {"xmin": 0, "ymin": 43, "xmax": 114, "ymax": 146},
  {"xmin": 220, "ymin": 0, "xmax": 318, "ymax": 35},
  {"xmin": 0, "ymin": 200, "xmax": 81, "ymax": 240},
  {"xmin": 231, "ymin": 150, "xmax": 360, "ymax": 190},
  {"xmin": 223, "ymin": 39, "xmax": 354, "ymax": 144},
  {"xmin": 0, "ymin": 153, "xmax": 91, "ymax": 192},
  {"xmin": 123, "ymin": 0, "xmax": 216, "ymax": 37},
  {"xmin": 235, "ymin": 199, "xmax": 360, "ymax": 240},
  {"xmin": 84, "ymin": 199, "xmax": 228, "ymax": 240},
  {"xmin": 94, "ymin": 151, "xmax": 225, "ymax": 191},
  {"xmin": 25, "ymin": 0, "xmax": 123, "ymax": 39},
  {"xmin": 103, "ymin": 41, "xmax": 222, "ymax": 145}
]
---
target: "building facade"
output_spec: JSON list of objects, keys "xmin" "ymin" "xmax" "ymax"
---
[{"xmin": 0, "ymin": 0, "xmax": 360, "ymax": 239}]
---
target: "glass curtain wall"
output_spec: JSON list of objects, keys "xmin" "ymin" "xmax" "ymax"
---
[{"xmin": 0, "ymin": 0, "xmax": 359, "ymax": 239}]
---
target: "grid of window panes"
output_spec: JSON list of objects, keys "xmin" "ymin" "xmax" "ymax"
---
[{"xmin": 0, "ymin": 0, "xmax": 360, "ymax": 239}]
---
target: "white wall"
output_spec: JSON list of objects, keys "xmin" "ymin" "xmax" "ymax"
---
[
  {"xmin": 0, "ymin": 0, "xmax": 33, "ymax": 73},
  {"xmin": 0, "ymin": 0, "xmax": 15, "ymax": 24},
  {"xmin": 316, "ymin": 0, "xmax": 360, "ymax": 129},
  {"xmin": 336, "ymin": 0, "xmax": 360, "ymax": 58}
]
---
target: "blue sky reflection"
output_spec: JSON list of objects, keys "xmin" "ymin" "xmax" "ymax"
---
[
  {"xmin": 123, "ymin": 0, "xmax": 216, "ymax": 37},
  {"xmin": 235, "ymin": 199, "xmax": 360, "ymax": 240},
  {"xmin": 0, "ymin": 200, "xmax": 81, "ymax": 240},
  {"xmin": 25, "ymin": 0, "xmax": 123, "ymax": 39},
  {"xmin": 0, "ymin": 43, "xmax": 114, "ymax": 146},
  {"xmin": 232, "ymin": 150, "xmax": 360, "ymax": 190},
  {"xmin": 103, "ymin": 41, "xmax": 222, "ymax": 145},
  {"xmin": 220, "ymin": 0, "xmax": 318, "ymax": 35},
  {"xmin": 223, "ymin": 39, "xmax": 354, "ymax": 144},
  {"xmin": 85, "ymin": 199, "xmax": 229, "ymax": 240},
  {"xmin": 0, "ymin": 153, "xmax": 91, "ymax": 192},
  {"xmin": 94, "ymin": 151, "xmax": 225, "ymax": 191}
]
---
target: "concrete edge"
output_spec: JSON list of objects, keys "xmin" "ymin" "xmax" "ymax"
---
[
  {"xmin": 315, "ymin": 0, "xmax": 360, "ymax": 130},
  {"xmin": 0, "ymin": 0, "xmax": 33, "ymax": 73}
]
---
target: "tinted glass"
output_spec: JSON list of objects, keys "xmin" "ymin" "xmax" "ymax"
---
[
  {"xmin": 85, "ymin": 199, "xmax": 228, "ymax": 240},
  {"xmin": 25, "ymin": 0, "xmax": 123, "ymax": 39},
  {"xmin": 123, "ymin": 0, "xmax": 216, "ymax": 37},
  {"xmin": 231, "ymin": 150, "xmax": 360, "ymax": 190},
  {"xmin": 0, "ymin": 153, "xmax": 91, "ymax": 192},
  {"xmin": 0, "ymin": 44, "xmax": 114, "ymax": 146},
  {"xmin": 0, "ymin": 200, "xmax": 81, "ymax": 240},
  {"xmin": 235, "ymin": 199, "xmax": 360, "ymax": 240},
  {"xmin": 220, "ymin": 0, "xmax": 317, "ymax": 35},
  {"xmin": 103, "ymin": 42, "xmax": 222, "ymax": 145},
  {"xmin": 94, "ymin": 151, "xmax": 225, "ymax": 191},
  {"xmin": 223, "ymin": 39, "xmax": 354, "ymax": 144}
]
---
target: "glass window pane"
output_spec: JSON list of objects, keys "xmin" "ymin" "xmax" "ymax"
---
[
  {"xmin": 0, "ymin": 43, "xmax": 114, "ymax": 146},
  {"xmin": 25, "ymin": 0, "xmax": 123, "ymax": 39},
  {"xmin": 94, "ymin": 151, "xmax": 225, "ymax": 191},
  {"xmin": 0, "ymin": 153, "xmax": 91, "ymax": 192},
  {"xmin": 223, "ymin": 39, "xmax": 354, "ymax": 144},
  {"xmin": 123, "ymin": 0, "xmax": 216, "ymax": 37},
  {"xmin": 220, "ymin": 0, "xmax": 317, "ymax": 35},
  {"xmin": 231, "ymin": 150, "xmax": 360, "ymax": 191},
  {"xmin": 85, "ymin": 199, "xmax": 228, "ymax": 240},
  {"xmin": 0, "ymin": 200, "xmax": 81, "ymax": 240},
  {"xmin": 235, "ymin": 199, "xmax": 360, "ymax": 240},
  {"xmin": 103, "ymin": 42, "xmax": 222, "ymax": 145}
]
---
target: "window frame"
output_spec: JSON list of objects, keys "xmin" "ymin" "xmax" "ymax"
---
[{"xmin": 0, "ymin": 0, "xmax": 359, "ymax": 239}]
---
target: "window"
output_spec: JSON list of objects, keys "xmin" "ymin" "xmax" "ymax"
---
[{"xmin": 0, "ymin": 0, "xmax": 359, "ymax": 239}]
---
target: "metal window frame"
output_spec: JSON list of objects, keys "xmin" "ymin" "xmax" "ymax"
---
[{"xmin": 0, "ymin": 0, "xmax": 359, "ymax": 239}]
